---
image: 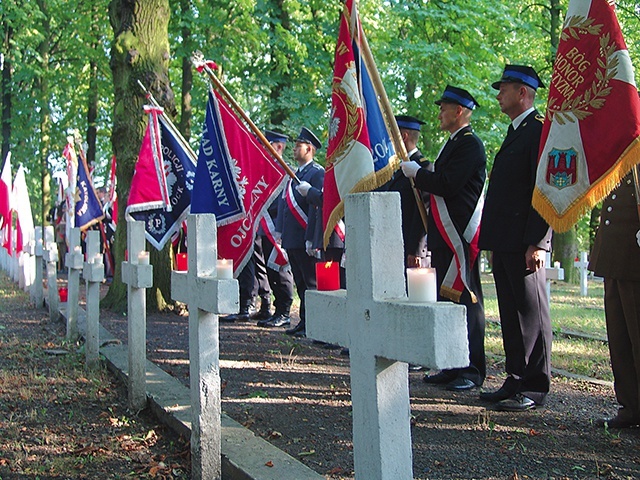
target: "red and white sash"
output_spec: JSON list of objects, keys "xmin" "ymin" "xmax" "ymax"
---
[
  {"xmin": 430, "ymin": 193, "xmax": 483, "ymax": 303},
  {"xmin": 285, "ymin": 180, "xmax": 308, "ymax": 229},
  {"xmin": 259, "ymin": 213, "xmax": 289, "ymax": 271}
]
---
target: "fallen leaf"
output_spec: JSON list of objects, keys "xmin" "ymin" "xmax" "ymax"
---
[
  {"xmin": 328, "ymin": 467, "xmax": 343, "ymax": 474},
  {"xmin": 529, "ymin": 428, "xmax": 542, "ymax": 436},
  {"xmin": 268, "ymin": 431, "xmax": 282, "ymax": 439},
  {"xmin": 265, "ymin": 461, "xmax": 274, "ymax": 467},
  {"xmin": 298, "ymin": 449, "xmax": 316, "ymax": 456}
]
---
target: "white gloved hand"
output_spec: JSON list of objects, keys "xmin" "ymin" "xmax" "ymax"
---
[
  {"xmin": 305, "ymin": 240, "xmax": 315, "ymax": 257},
  {"xmin": 401, "ymin": 161, "xmax": 421, "ymax": 178},
  {"xmin": 296, "ymin": 181, "xmax": 312, "ymax": 197},
  {"xmin": 273, "ymin": 231, "xmax": 282, "ymax": 244},
  {"xmin": 636, "ymin": 229, "xmax": 640, "ymax": 247}
]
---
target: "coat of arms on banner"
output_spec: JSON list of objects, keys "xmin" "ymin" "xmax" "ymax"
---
[{"xmin": 546, "ymin": 148, "xmax": 578, "ymax": 190}]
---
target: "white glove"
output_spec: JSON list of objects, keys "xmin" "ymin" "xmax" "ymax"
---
[
  {"xmin": 273, "ymin": 231, "xmax": 282, "ymax": 244},
  {"xmin": 305, "ymin": 240, "xmax": 315, "ymax": 257},
  {"xmin": 296, "ymin": 181, "xmax": 312, "ymax": 197},
  {"xmin": 636, "ymin": 229, "xmax": 640, "ymax": 247},
  {"xmin": 401, "ymin": 161, "xmax": 421, "ymax": 178}
]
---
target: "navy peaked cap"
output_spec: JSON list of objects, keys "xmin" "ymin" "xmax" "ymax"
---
[
  {"xmin": 435, "ymin": 85, "xmax": 480, "ymax": 109},
  {"xmin": 264, "ymin": 129, "xmax": 289, "ymax": 143},
  {"xmin": 492, "ymin": 64, "xmax": 545, "ymax": 90},
  {"xmin": 395, "ymin": 115, "xmax": 425, "ymax": 131},
  {"xmin": 296, "ymin": 127, "xmax": 322, "ymax": 149}
]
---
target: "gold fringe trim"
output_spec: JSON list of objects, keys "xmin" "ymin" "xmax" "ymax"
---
[
  {"xmin": 440, "ymin": 284, "xmax": 478, "ymax": 304},
  {"xmin": 532, "ymin": 137, "xmax": 640, "ymax": 233},
  {"xmin": 322, "ymin": 157, "xmax": 400, "ymax": 248}
]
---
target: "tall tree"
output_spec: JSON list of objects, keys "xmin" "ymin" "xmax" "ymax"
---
[
  {"xmin": 1, "ymin": 20, "xmax": 12, "ymax": 168},
  {"xmin": 104, "ymin": 0, "xmax": 175, "ymax": 312}
]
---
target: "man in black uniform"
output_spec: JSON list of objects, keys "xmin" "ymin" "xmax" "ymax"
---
[
  {"xmin": 589, "ymin": 172, "xmax": 640, "ymax": 428},
  {"xmin": 478, "ymin": 65, "xmax": 553, "ymax": 411},
  {"xmin": 381, "ymin": 115, "xmax": 433, "ymax": 267},
  {"xmin": 277, "ymin": 127, "xmax": 324, "ymax": 337},
  {"xmin": 401, "ymin": 85, "xmax": 486, "ymax": 391}
]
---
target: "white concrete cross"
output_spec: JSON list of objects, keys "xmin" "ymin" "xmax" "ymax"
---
[
  {"xmin": 121, "ymin": 220, "xmax": 153, "ymax": 410},
  {"xmin": 574, "ymin": 251, "xmax": 589, "ymax": 297},
  {"xmin": 43, "ymin": 225, "xmax": 59, "ymax": 321},
  {"xmin": 545, "ymin": 252, "xmax": 564, "ymax": 301},
  {"xmin": 65, "ymin": 228, "xmax": 84, "ymax": 341},
  {"xmin": 83, "ymin": 230, "xmax": 104, "ymax": 369},
  {"xmin": 171, "ymin": 213, "xmax": 239, "ymax": 480},
  {"xmin": 306, "ymin": 192, "xmax": 469, "ymax": 480},
  {"xmin": 30, "ymin": 226, "xmax": 44, "ymax": 308}
]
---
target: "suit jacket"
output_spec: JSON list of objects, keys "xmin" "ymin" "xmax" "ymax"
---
[
  {"xmin": 413, "ymin": 126, "xmax": 486, "ymax": 251},
  {"xmin": 276, "ymin": 161, "xmax": 324, "ymax": 249},
  {"xmin": 381, "ymin": 150, "xmax": 433, "ymax": 258},
  {"xmin": 589, "ymin": 173, "xmax": 640, "ymax": 281},
  {"xmin": 478, "ymin": 110, "xmax": 551, "ymax": 253}
]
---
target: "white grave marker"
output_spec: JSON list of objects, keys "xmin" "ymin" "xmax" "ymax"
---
[
  {"xmin": 83, "ymin": 230, "xmax": 104, "ymax": 368},
  {"xmin": 121, "ymin": 220, "xmax": 153, "ymax": 410},
  {"xmin": 306, "ymin": 192, "xmax": 469, "ymax": 480},
  {"xmin": 65, "ymin": 228, "xmax": 84, "ymax": 341},
  {"xmin": 171, "ymin": 214, "xmax": 239, "ymax": 480},
  {"xmin": 574, "ymin": 251, "xmax": 589, "ymax": 297},
  {"xmin": 43, "ymin": 225, "xmax": 59, "ymax": 320},
  {"xmin": 31, "ymin": 226, "xmax": 44, "ymax": 307},
  {"xmin": 545, "ymin": 252, "xmax": 564, "ymax": 301}
]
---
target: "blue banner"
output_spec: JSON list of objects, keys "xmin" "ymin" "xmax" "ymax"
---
[
  {"xmin": 191, "ymin": 90, "xmax": 244, "ymax": 225},
  {"xmin": 128, "ymin": 116, "xmax": 197, "ymax": 250},
  {"xmin": 75, "ymin": 154, "xmax": 104, "ymax": 231}
]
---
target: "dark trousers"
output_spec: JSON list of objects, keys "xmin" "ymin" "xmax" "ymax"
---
[
  {"xmin": 261, "ymin": 235, "xmax": 294, "ymax": 316},
  {"xmin": 287, "ymin": 248, "xmax": 317, "ymax": 326},
  {"xmin": 252, "ymin": 236, "xmax": 271, "ymax": 307},
  {"xmin": 237, "ymin": 261, "xmax": 256, "ymax": 313},
  {"xmin": 492, "ymin": 251, "xmax": 552, "ymax": 404},
  {"xmin": 604, "ymin": 278, "xmax": 640, "ymax": 418},
  {"xmin": 432, "ymin": 248, "xmax": 486, "ymax": 385}
]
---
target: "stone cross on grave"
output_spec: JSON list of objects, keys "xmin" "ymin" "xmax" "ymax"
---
[
  {"xmin": 171, "ymin": 213, "xmax": 239, "ymax": 480},
  {"xmin": 306, "ymin": 192, "xmax": 469, "ymax": 480},
  {"xmin": 30, "ymin": 226, "xmax": 44, "ymax": 308},
  {"xmin": 43, "ymin": 225, "xmax": 60, "ymax": 321},
  {"xmin": 65, "ymin": 228, "xmax": 84, "ymax": 341},
  {"xmin": 574, "ymin": 251, "xmax": 589, "ymax": 297},
  {"xmin": 545, "ymin": 252, "xmax": 564, "ymax": 301},
  {"xmin": 121, "ymin": 220, "xmax": 153, "ymax": 410},
  {"xmin": 83, "ymin": 230, "xmax": 104, "ymax": 369}
]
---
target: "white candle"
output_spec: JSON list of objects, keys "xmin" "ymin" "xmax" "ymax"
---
[
  {"xmin": 217, "ymin": 258, "xmax": 233, "ymax": 279},
  {"xmin": 406, "ymin": 267, "xmax": 437, "ymax": 302},
  {"xmin": 138, "ymin": 251, "xmax": 150, "ymax": 265},
  {"xmin": 553, "ymin": 261, "xmax": 560, "ymax": 269},
  {"xmin": 93, "ymin": 253, "xmax": 103, "ymax": 265},
  {"xmin": 74, "ymin": 246, "xmax": 82, "ymax": 254}
]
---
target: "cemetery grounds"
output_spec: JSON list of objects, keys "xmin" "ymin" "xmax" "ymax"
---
[{"xmin": 1, "ymin": 271, "xmax": 640, "ymax": 479}]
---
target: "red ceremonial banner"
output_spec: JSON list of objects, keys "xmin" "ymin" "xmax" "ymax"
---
[{"xmin": 533, "ymin": 0, "xmax": 640, "ymax": 232}]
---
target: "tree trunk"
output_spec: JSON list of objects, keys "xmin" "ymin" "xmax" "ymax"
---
[
  {"xmin": 36, "ymin": 0, "xmax": 51, "ymax": 226},
  {"xmin": 1, "ymin": 22, "xmax": 12, "ymax": 167},
  {"xmin": 86, "ymin": 58, "xmax": 99, "ymax": 167},
  {"xmin": 178, "ymin": 0, "xmax": 193, "ymax": 141},
  {"xmin": 553, "ymin": 229, "xmax": 578, "ymax": 284},
  {"xmin": 103, "ymin": 0, "xmax": 175, "ymax": 313},
  {"xmin": 268, "ymin": 0, "xmax": 292, "ymax": 127}
]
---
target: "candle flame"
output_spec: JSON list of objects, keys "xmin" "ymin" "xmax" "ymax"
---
[{"xmin": 324, "ymin": 261, "xmax": 333, "ymax": 268}]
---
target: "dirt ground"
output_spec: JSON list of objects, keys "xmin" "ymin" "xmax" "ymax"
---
[{"xmin": 96, "ymin": 302, "xmax": 640, "ymax": 480}]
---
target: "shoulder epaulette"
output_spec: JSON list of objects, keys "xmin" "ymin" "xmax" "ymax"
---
[
  {"xmin": 535, "ymin": 114, "xmax": 544, "ymax": 123},
  {"xmin": 464, "ymin": 132, "xmax": 473, "ymax": 136}
]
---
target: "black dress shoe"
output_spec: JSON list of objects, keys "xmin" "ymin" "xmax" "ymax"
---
[
  {"xmin": 496, "ymin": 394, "xmax": 535, "ymax": 412},
  {"xmin": 285, "ymin": 323, "xmax": 305, "ymax": 336},
  {"xmin": 479, "ymin": 386, "xmax": 515, "ymax": 402},
  {"xmin": 423, "ymin": 371, "xmax": 455, "ymax": 385},
  {"xmin": 256, "ymin": 316, "xmax": 273, "ymax": 327},
  {"xmin": 598, "ymin": 413, "xmax": 640, "ymax": 428},
  {"xmin": 220, "ymin": 313, "xmax": 250, "ymax": 323},
  {"xmin": 446, "ymin": 377, "xmax": 477, "ymax": 391},
  {"xmin": 250, "ymin": 309, "xmax": 272, "ymax": 321},
  {"xmin": 268, "ymin": 314, "xmax": 291, "ymax": 328}
]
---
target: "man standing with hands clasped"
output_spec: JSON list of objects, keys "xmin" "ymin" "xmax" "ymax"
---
[
  {"xmin": 478, "ymin": 65, "xmax": 553, "ymax": 412},
  {"xmin": 401, "ymin": 85, "xmax": 487, "ymax": 391}
]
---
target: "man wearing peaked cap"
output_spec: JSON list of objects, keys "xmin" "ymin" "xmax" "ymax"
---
[
  {"xmin": 379, "ymin": 114, "xmax": 433, "ymax": 268},
  {"xmin": 277, "ymin": 127, "xmax": 326, "ymax": 337},
  {"xmin": 264, "ymin": 129, "xmax": 290, "ymax": 144},
  {"xmin": 478, "ymin": 65, "xmax": 553, "ymax": 412},
  {"xmin": 401, "ymin": 85, "xmax": 487, "ymax": 391}
]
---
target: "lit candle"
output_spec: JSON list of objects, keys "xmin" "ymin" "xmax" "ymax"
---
[
  {"xmin": 406, "ymin": 267, "xmax": 437, "ymax": 302},
  {"xmin": 74, "ymin": 246, "xmax": 82, "ymax": 254},
  {"xmin": 175, "ymin": 252, "xmax": 188, "ymax": 271},
  {"xmin": 316, "ymin": 261, "xmax": 340, "ymax": 291},
  {"xmin": 138, "ymin": 251, "xmax": 150, "ymax": 265},
  {"xmin": 217, "ymin": 258, "xmax": 233, "ymax": 279},
  {"xmin": 553, "ymin": 261, "xmax": 560, "ymax": 269}
]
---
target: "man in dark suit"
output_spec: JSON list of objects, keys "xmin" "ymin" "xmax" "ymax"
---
[
  {"xmin": 478, "ymin": 65, "xmax": 553, "ymax": 411},
  {"xmin": 381, "ymin": 115, "xmax": 433, "ymax": 267},
  {"xmin": 589, "ymin": 172, "xmax": 640, "ymax": 428},
  {"xmin": 277, "ymin": 127, "xmax": 324, "ymax": 337},
  {"xmin": 401, "ymin": 85, "xmax": 487, "ymax": 391}
]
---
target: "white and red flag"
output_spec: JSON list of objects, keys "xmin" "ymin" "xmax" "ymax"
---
[
  {"xmin": 533, "ymin": 0, "xmax": 640, "ymax": 231},
  {"xmin": 12, "ymin": 165, "xmax": 34, "ymax": 254},
  {"xmin": 0, "ymin": 151, "xmax": 11, "ymax": 232},
  {"xmin": 322, "ymin": 0, "xmax": 397, "ymax": 247}
]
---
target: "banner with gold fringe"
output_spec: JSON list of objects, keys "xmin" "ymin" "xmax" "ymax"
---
[{"xmin": 533, "ymin": 0, "xmax": 640, "ymax": 232}]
